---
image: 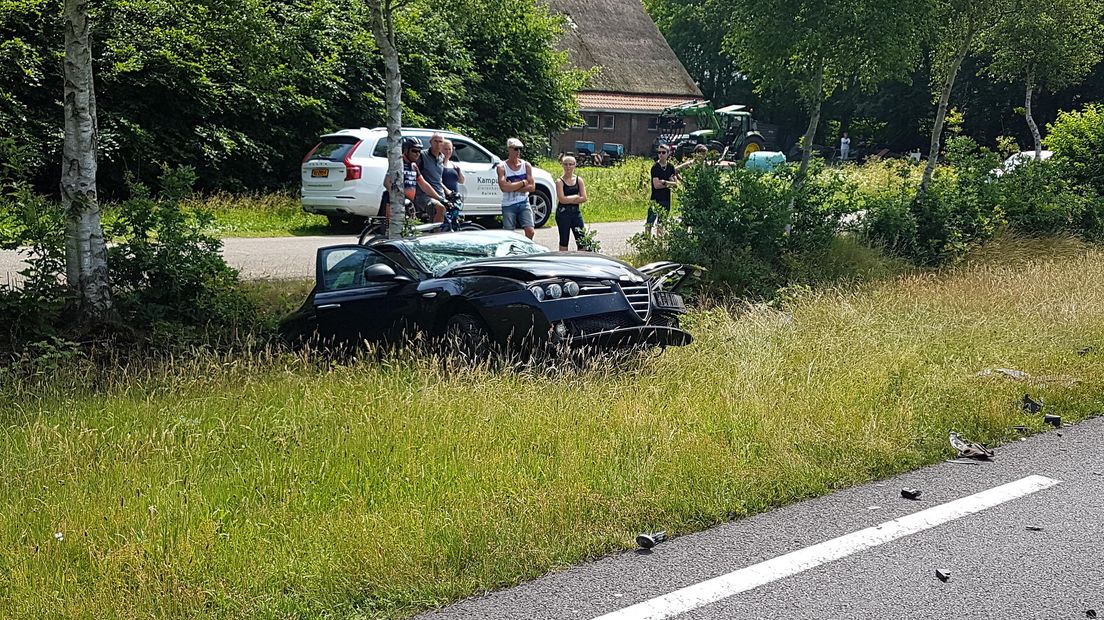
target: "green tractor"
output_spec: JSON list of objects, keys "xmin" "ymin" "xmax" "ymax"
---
[{"xmin": 656, "ymin": 101, "xmax": 766, "ymax": 161}]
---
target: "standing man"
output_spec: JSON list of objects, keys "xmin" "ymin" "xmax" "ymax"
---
[
  {"xmin": 497, "ymin": 137, "xmax": 535, "ymax": 240},
  {"xmin": 415, "ymin": 132, "xmax": 448, "ymax": 223},
  {"xmin": 646, "ymin": 144, "xmax": 678, "ymax": 236},
  {"xmin": 840, "ymin": 132, "xmax": 851, "ymax": 163}
]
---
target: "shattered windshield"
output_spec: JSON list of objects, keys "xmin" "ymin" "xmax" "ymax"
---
[{"xmin": 403, "ymin": 233, "xmax": 549, "ymax": 276}]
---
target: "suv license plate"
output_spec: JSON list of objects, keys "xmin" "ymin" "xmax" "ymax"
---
[
  {"xmin": 653, "ymin": 291, "xmax": 684, "ymax": 310},
  {"xmin": 311, "ymin": 168, "xmax": 329, "ymax": 178}
]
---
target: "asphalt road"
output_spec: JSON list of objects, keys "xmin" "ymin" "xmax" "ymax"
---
[
  {"xmin": 418, "ymin": 417, "xmax": 1104, "ymax": 620},
  {"xmin": 0, "ymin": 220, "xmax": 645, "ymax": 284}
]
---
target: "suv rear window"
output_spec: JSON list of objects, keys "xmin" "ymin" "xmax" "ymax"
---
[{"xmin": 308, "ymin": 136, "xmax": 360, "ymax": 161}]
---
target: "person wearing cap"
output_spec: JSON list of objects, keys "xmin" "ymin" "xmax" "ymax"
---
[{"xmin": 497, "ymin": 137, "xmax": 536, "ymax": 239}]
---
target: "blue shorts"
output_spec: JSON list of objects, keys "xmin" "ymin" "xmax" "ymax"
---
[{"xmin": 502, "ymin": 201, "xmax": 534, "ymax": 230}]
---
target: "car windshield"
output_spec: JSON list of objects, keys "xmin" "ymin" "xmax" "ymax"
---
[{"xmin": 402, "ymin": 232, "xmax": 549, "ymax": 276}]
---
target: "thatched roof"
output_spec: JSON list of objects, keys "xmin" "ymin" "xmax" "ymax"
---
[{"xmin": 546, "ymin": 0, "xmax": 703, "ymax": 97}]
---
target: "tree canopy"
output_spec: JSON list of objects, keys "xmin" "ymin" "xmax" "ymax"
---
[{"xmin": 0, "ymin": 0, "xmax": 584, "ymax": 194}]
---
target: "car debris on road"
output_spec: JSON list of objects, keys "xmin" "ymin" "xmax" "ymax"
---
[
  {"xmin": 1045, "ymin": 414, "xmax": 1062, "ymax": 428},
  {"xmin": 900, "ymin": 488, "xmax": 922, "ymax": 500},
  {"xmin": 1022, "ymin": 393, "xmax": 1043, "ymax": 413},
  {"xmin": 636, "ymin": 531, "xmax": 667, "ymax": 549},
  {"xmin": 935, "ymin": 569, "xmax": 951, "ymax": 582},
  {"xmin": 949, "ymin": 431, "xmax": 994, "ymax": 460}
]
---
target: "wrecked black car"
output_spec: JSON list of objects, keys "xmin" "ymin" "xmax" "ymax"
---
[{"xmin": 279, "ymin": 230, "xmax": 697, "ymax": 355}]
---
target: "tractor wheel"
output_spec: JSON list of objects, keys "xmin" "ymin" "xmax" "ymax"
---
[{"xmin": 742, "ymin": 137, "xmax": 765, "ymax": 160}]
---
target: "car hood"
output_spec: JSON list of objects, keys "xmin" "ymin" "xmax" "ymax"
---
[{"xmin": 444, "ymin": 252, "xmax": 647, "ymax": 282}]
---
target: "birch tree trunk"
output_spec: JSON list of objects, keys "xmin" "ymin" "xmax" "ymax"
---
[
  {"xmin": 1024, "ymin": 70, "xmax": 1042, "ymax": 158},
  {"xmin": 62, "ymin": 0, "xmax": 112, "ymax": 320},
  {"xmin": 920, "ymin": 26, "xmax": 975, "ymax": 196},
  {"xmin": 794, "ymin": 61, "xmax": 825, "ymax": 189},
  {"xmin": 367, "ymin": 1, "xmax": 405, "ymax": 239}
]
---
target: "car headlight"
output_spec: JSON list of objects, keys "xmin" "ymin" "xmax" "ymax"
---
[
  {"xmin": 547, "ymin": 283, "xmax": 563, "ymax": 299},
  {"xmin": 528, "ymin": 285, "xmax": 545, "ymax": 301},
  {"xmin": 563, "ymin": 280, "xmax": 580, "ymax": 297}
]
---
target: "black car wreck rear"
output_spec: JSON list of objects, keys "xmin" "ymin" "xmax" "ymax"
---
[{"xmin": 279, "ymin": 230, "xmax": 697, "ymax": 354}]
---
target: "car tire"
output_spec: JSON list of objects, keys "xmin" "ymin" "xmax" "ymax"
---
[
  {"xmin": 530, "ymin": 187, "xmax": 552, "ymax": 228},
  {"xmin": 444, "ymin": 313, "xmax": 494, "ymax": 362}
]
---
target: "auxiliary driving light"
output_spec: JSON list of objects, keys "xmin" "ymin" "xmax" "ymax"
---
[
  {"xmin": 563, "ymin": 280, "xmax": 580, "ymax": 297},
  {"xmin": 547, "ymin": 283, "xmax": 563, "ymax": 299},
  {"xmin": 528, "ymin": 285, "xmax": 545, "ymax": 301}
]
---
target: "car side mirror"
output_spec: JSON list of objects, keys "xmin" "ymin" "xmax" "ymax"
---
[{"xmin": 363, "ymin": 263, "xmax": 412, "ymax": 283}]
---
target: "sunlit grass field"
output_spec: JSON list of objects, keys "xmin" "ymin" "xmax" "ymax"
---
[{"xmin": 2, "ymin": 238, "xmax": 1103, "ymax": 619}]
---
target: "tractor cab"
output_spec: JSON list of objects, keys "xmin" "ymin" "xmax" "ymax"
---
[{"xmin": 655, "ymin": 100, "xmax": 765, "ymax": 161}]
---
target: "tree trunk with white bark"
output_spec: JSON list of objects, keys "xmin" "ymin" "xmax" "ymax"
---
[
  {"xmin": 794, "ymin": 61, "xmax": 826, "ymax": 189},
  {"xmin": 367, "ymin": 1, "xmax": 405, "ymax": 239},
  {"xmin": 62, "ymin": 0, "xmax": 112, "ymax": 321},
  {"xmin": 1025, "ymin": 70, "xmax": 1043, "ymax": 158},
  {"xmin": 920, "ymin": 25, "xmax": 975, "ymax": 197}
]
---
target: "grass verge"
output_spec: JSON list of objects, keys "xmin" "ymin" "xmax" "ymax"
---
[{"xmin": 3, "ymin": 240, "xmax": 1103, "ymax": 619}]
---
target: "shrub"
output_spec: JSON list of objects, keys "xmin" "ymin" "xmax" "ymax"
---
[
  {"xmin": 637, "ymin": 162, "xmax": 853, "ymax": 296},
  {"xmin": 1045, "ymin": 104, "xmax": 1104, "ymax": 197},
  {"xmin": 996, "ymin": 160, "xmax": 1103, "ymax": 239},
  {"xmin": 106, "ymin": 166, "xmax": 255, "ymax": 327}
]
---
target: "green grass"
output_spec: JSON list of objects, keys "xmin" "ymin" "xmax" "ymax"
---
[
  {"xmin": 3, "ymin": 239, "xmax": 1104, "ymax": 618},
  {"xmin": 182, "ymin": 193, "xmax": 331, "ymax": 237},
  {"xmin": 539, "ymin": 156, "xmax": 654, "ymax": 226}
]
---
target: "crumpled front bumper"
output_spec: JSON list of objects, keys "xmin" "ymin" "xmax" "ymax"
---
[{"xmin": 564, "ymin": 325, "xmax": 693, "ymax": 348}]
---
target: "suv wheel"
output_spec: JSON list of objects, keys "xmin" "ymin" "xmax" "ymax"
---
[{"xmin": 530, "ymin": 188, "xmax": 552, "ymax": 228}]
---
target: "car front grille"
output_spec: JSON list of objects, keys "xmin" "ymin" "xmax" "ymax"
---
[
  {"xmin": 566, "ymin": 312, "xmax": 638, "ymax": 336},
  {"xmin": 618, "ymin": 282, "xmax": 651, "ymax": 321}
]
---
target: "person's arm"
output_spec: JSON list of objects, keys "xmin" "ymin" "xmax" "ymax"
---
[
  {"xmin": 575, "ymin": 176, "xmax": 588, "ymax": 205},
  {"xmin": 523, "ymin": 162, "xmax": 535, "ymax": 193},
  {"xmin": 496, "ymin": 163, "xmax": 511, "ymax": 192},
  {"xmin": 454, "ymin": 163, "xmax": 464, "ymax": 185},
  {"xmin": 555, "ymin": 179, "xmax": 569, "ymax": 205},
  {"xmin": 652, "ymin": 167, "xmax": 665, "ymax": 189}
]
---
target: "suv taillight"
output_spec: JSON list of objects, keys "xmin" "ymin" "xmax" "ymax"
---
[{"xmin": 344, "ymin": 140, "xmax": 363, "ymax": 181}]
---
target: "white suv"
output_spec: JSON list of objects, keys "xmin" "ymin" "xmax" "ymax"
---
[{"xmin": 300, "ymin": 127, "xmax": 557, "ymax": 228}]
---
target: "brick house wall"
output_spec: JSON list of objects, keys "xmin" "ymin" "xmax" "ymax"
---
[{"xmin": 553, "ymin": 108, "xmax": 701, "ymax": 157}]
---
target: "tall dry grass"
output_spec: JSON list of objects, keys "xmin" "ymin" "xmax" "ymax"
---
[{"xmin": 2, "ymin": 241, "xmax": 1103, "ymax": 618}]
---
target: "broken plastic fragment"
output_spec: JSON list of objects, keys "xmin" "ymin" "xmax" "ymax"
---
[
  {"xmin": 936, "ymin": 569, "xmax": 950, "ymax": 582},
  {"xmin": 900, "ymin": 488, "xmax": 922, "ymax": 500},
  {"xmin": 636, "ymin": 531, "xmax": 667, "ymax": 549}
]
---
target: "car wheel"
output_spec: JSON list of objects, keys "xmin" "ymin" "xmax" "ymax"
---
[
  {"xmin": 444, "ymin": 313, "xmax": 494, "ymax": 362},
  {"xmin": 326, "ymin": 215, "xmax": 346, "ymax": 229},
  {"xmin": 530, "ymin": 188, "xmax": 552, "ymax": 228}
]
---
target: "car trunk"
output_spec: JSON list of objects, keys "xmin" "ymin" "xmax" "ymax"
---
[{"xmin": 301, "ymin": 136, "xmax": 361, "ymax": 193}]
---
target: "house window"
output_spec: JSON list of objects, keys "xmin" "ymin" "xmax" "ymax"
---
[
  {"xmin": 647, "ymin": 117, "xmax": 658, "ymax": 132},
  {"xmin": 601, "ymin": 115, "xmax": 615, "ymax": 130},
  {"xmin": 584, "ymin": 114, "xmax": 600, "ymax": 129}
]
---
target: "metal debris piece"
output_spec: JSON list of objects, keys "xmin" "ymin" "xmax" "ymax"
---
[
  {"xmin": 976, "ymin": 368, "xmax": 1029, "ymax": 380},
  {"xmin": 636, "ymin": 531, "xmax": 667, "ymax": 549},
  {"xmin": 901, "ymin": 488, "xmax": 922, "ymax": 500},
  {"xmin": 1044, "ymin": 414, "xmax": 1062, "ymax": 428},
  {"xmin": 946, "ymin": 459, "xmax": 982, "ymax": 465},
  {"xmin": 1078, "ymin": 346, "xmax": 1094, "ymax": 356},
  {"xmin": 1022, "ymin": 394, "xmax": 1043, "ymax": 414},
  {"xmin": 1086, "ymin": 610, "xmax": 1097, "ymax": 619},
  {"xmin": 936, "ymin": 569, "xmax": 951, "ymax": 582},
  {"xmin": 1012, "ymin": 425, "xmax": 1030, "ymax": 433},
  {"xmin": 1026, "ymin": 525, "xmax": 1044, "ymax": 532},
  {"xmin": 949, "ymin": 431, "xmax": 995, "ymax": 460}
]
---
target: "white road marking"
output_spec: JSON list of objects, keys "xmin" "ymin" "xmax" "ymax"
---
[{"xmin": 594, "ymin": 474, "xmax": 1061, "ymax": 620}]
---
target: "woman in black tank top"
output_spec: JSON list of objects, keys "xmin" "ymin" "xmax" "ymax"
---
[{"xmin": 555, "ymin": 155, "xmax": 590, "ymax": 251}]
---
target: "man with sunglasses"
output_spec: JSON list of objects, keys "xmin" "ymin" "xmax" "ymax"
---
[
  {"xmin": 496, "ymin": 137, "xmax": 536, "ymax": 239},
  {"xmin": 415, "ymin": 132, "xmax": 448, "ymax": 223},
  {"xmin": 647, "ymin": 144, "xmax": 679, "ymax": 236}
]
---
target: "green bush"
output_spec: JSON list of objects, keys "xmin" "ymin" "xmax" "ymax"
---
[
  {"xmin": 1045, "ymin": 104, "xmax": 1104, "ymax": 197},
  {"xmin": 637, "ymin": 163, "xmax": 851, "ymax": 296},
  {"xmin": 106, "ymin": 166, "xmax": 255, "ymax": 327},
  {"xmin": 996, "ymin": 160, "xmax": 1103, "ymax": 239}
]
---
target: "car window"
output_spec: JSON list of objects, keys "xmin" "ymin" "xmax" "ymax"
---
[
  {"xmin": 372, "ymin": 135, "xmax": 427, "ymax": 158},
  {"xmin": 451, "ymin": 140, "xmax": 493, "ymax": 164},
  {"xmin": 309, "ymin": 137, "xmax": 359, "ymax": 162},
  {"xmin": 319, "ymin": 247, "xmax": 388, "ymax": 292}
]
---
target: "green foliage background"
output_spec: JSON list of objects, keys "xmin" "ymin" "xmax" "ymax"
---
[{"xmin": 0, "ymin": 0, "xmax": 585, "ymax": 195}]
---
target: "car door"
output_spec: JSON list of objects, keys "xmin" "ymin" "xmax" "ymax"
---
[
  {"xmin": 313, "ymin": 245, "xmax": 419, "ymax": 344},
  {"xmin": 450, "ymin": 138, "xmax": 501, "ymax": 210}
]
